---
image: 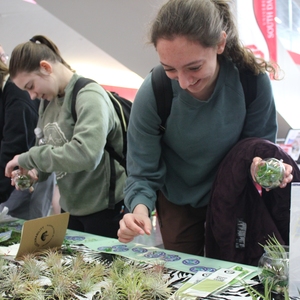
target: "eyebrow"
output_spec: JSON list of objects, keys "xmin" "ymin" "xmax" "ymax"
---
[{"xmin": 160, "ymin": 60, "xmax": 203, "ymax": 69}]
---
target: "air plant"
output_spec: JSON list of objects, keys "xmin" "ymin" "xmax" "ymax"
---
[
  {"xmin": 258, "ymin": 235, "xmax": 289, "ymax": 295},
  {"xmin": 96, "ymin": 257, "xmax": 173, "ymax": 300},
  {"xmin": 254, "ymin": 158, "xmax": 284, "ymax": 189},
  {"xmin": 0, "ymin": 246, "xmax": 175, "ymax": 299},
  {"xmin": 19, "ymin": 281, "xmax": 46, "ymax": 300},
  {"xmin": 22, "ymin": 254, "xmax": 44, "ymax": 281},
  {"xmin": 0, "ymin": 264, "xmax": 26, "ymax": 297},
  {"xmin": 239, "ymin": 235, "xmax": 290, "ymax": 300}
]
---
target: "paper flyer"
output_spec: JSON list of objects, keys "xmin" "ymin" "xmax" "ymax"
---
[{"xmin": 174, "ymin": 265, "xmax": 255, "ymax": 298}]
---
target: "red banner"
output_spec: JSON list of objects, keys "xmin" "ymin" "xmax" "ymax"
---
[{"xmin": 253, "ymin": 0, "xmax": 277, "ymax": 63}]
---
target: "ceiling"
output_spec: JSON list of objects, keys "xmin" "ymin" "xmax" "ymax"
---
[{"xmin": 0, "ymin": 0, "xmax": 167, "ymax": 88}]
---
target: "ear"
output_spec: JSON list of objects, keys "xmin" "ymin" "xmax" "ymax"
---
[
  {"xmin": 217, "ymin": 31, "xmax": 227, "ymax": 54},
  {"xmin": 39, "ymin": 60, "xmax": 52, "ymax": 75}
]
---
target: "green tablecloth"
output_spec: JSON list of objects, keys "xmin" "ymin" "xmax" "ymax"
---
[
  {"xmin": 64, "ymin": 228, "xmax": 257, "ymax": 277},
  {"xmin": 0, "ymin": 218, "xmax": 257, "ymax": 278}
]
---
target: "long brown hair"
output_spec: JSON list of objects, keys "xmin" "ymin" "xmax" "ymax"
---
[
  {"xmin": 9, "ymin": 35, "xmax": 75, "ymax": 79},
  {"xmin": 150, "ymin": 0, "xmax": 279, "ymax": 78}
]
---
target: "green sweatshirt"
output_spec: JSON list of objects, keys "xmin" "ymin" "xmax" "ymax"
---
[
  {"xmin": 125, "ymin": 58, "xmax": 277, "ymax": 213},
  {"xmin": 18, "ymin": 73, "xmax": 126, "ymax": 216}
]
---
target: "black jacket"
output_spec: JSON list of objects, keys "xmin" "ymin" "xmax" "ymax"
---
[
  {"xmin": 0, "ymin": 78, "xmax": 40, "ymax": 203},
  {"xmin": 205, "ymin": 137, "xmax": 300, "ymax": 266}
]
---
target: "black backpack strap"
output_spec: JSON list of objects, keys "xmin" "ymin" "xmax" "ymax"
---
[
  {"xmin": 71, "ymin": 77, "xmax": 96, "ymax": 122},
  {"xmin": 71, "ymin": 77, "xmax": 117, "ymax": 209},
  {"xmin": 239, "ymin": 69, "xmax": 257, "ymax": 109},
  {"xmin": 104, "ymin": 91, "xmax": 129, "ymax": 170},
  {"xmin": 151, "ymin": 65, "xmax": 173, "ymax": 133},
  {"xmin": 151, "ymin": 66, "xmax": 257, "ymax": 133}
]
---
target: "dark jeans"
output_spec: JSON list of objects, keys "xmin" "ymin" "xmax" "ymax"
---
[
  {"xmin": 62, "ymin": 200, "xmax": 126, "ymax": 238},
  {"xmin": 156, "ymin": 191, "xmax": 207, "ymax": 256}
]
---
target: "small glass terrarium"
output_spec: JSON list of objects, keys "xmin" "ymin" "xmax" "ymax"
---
[
  {"xmin": 258, "ymin": 245, "xmax": 289, "ymax": 294},
  {"xmin": 254, "ymin": 158, "xmax": 285, "ymax": 189},
  {"xmin": 13, "ymin": 173, "xmax": 34, "ymax": 191}
]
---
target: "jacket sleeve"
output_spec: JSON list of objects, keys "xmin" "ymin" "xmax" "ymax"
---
[
  {"xmin": 0, "ymin": 81, "xmax": 39, "ymax": 202},
  {"xmin": 18, "ymin": 84, "xmax": 116, "ymax": 174},
  {"xmin": 124, "ymin": 75, "xmax": 165, "ymax": 213},
  {"xmin": 240, "ymin": 73, "xmax": 277, "ymax": 143}
]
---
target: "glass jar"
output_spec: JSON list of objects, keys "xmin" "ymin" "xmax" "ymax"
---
[
  {"xmin": 13, "ymin": 173, "xmax": 34, "ymax": 191},
  {"xmin": 257, "ymin": 245, "xmax": 289, "ymax": 294},
  {"xmin": 254, "ymin": 158, "xmax": 285, "ymax": 189}
]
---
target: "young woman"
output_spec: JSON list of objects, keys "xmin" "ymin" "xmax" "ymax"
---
[
  {"xmin": 5, "ymin": 35, "xmax": 127, "ymax": 237},
  {"xmin": 117, "ymin": 0, "xmax": 294, "ymax": 255},
  {"xmin": 0, "ymin": 45, "xmax": 54, "ymax": 220}
]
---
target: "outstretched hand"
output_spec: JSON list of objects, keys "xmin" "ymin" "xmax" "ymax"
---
[{"xmin": 118, "ymin": 204, "xmax": 152, "ymax": 243}]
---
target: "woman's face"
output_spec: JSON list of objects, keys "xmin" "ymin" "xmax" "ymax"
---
[
  {"xmin": 156, "ymin": 35, "xmax": 226, "ymax": 99},
  {"xmin": 13, "ymin": 64, "xmax": 58, "ymax": 101}
]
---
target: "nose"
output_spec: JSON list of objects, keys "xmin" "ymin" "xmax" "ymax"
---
[
  {"xmin": 27, "ymin": 90, "xmax": 37, "ymax": 100},
  {"xmin": 176, "ymin": 71, "xmax": 193, "ymax": 90}
]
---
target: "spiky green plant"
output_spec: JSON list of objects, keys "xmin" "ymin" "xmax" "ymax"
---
[
  {"xmin": 19, "ymin": 281, "xmax": 46, "ymax": 300},
  {"xmin": 22, "ymin": 254, "xmax": 43, "ymax": 281},
  {"xmin": 0, "ymin": 265, "xmax": 26, "ymax": 298},
  {"xmin": 258, "ymin": 235, "xmax": 289, "ymax": 295},
  {"xmin": 50, "ymin": 273, "xmax": 77, "ymax": 299},
  {"xmin": 101, "ymin": 257, "xmax": 173, "ymax": 300}
]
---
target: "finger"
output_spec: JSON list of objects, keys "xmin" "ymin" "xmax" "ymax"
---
[
  {"xmin": 28, "ymin": 169, "xmax": 38, "ymax": 181},
  {"xmin": 10, "ymin": 177, "xmax": 16, "ymax": 187},
  {"xmin": 117, "ymin": 221, "xmax": 138, "ymax": 243},
  {"xmin": 134, "ymin": 219, "xmax": 152, "ymax": 235},
  {"xmin": 5, "ymin": 163, "xmax": 16, "ymax": 177},
  {"xmin": 118, "ymin": 235, "xmax": 134, "ymax": 243}
]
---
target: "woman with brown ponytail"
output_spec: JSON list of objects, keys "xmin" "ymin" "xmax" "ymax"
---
[
  {"xmin": 118, "ymin": 0, "xmax": 294, "ymax": 256},
  {"xmin": 5, "ymin": 35, "xmax": 127, "ymax": 237}
]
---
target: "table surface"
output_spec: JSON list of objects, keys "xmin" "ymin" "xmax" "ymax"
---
[
  {"xmin": 0, "ymin": 218, "xmax": 257, "ymax": 276},
  {"xmin": 0, "ymin": 219, "xmax": 275, "ymax": 300}
]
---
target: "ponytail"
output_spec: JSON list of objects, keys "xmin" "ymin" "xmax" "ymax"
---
[
  {"xmin": 9, "ymin": 35, "xmax": 74, "ymax": 79},
  {"xmin": 212, "ymin": 0, "xmax": 278, "ymax": 77},
  {"xmin": 150, "ymin": 0, "xmax": 280, "ymax": 79}
]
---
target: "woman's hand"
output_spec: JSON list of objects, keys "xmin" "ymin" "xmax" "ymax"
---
[
  {"xmin": 5, "ymin": 155, "xmax": 20, "ymax": 178},
  {"xmin": 250, "ymin": 156, "xmax": 293, "ymax": 190},
  {"xmin": 118, "ymin": 204, "xmax": 152, "ymax": 243}
]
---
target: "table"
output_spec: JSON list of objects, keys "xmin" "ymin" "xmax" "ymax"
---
[{"xmin": 0, "ymin": 219, "xmax": 291, "ymax": 300}]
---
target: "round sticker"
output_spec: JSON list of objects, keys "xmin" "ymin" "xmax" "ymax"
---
[
  {"xmin": 182, "ymin": 259, "xmax": 200, "ymax": 266},
  {"xmin": 144, "ymin": 251, "xmax": 166, "ymax": 258},
  {"xmin": 132, "ymin": 247, "xmax": 148, "ymax": 253}
]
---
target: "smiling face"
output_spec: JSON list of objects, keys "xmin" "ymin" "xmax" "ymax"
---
[
  {"xmin": 156, "ymin": 35, "xmax": 226, "ymax": 100},
  {"xmin": 13, "ymin": 61, "xmax": 58, "ymax": 101}
]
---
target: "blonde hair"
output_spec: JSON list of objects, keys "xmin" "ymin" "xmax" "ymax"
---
[
  {"xmin": 9, "ymin": 35, "xmax": 75, "ymax": 79},
  {"xmin": 0, "ymin": 59, "xmax": 8, "ymax": 89},
  {"xmin": 150, "ymin": 0, "xmax": 279, "ymax": 78}
]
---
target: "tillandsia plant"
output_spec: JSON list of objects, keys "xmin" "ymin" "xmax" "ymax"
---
[
  {"xmin": 257, "ymin": 235, "xmax": 289, "ymax": 298},
  {"xmin": 0, "ymin": 246, "xmax": 174, "ymax": 299},
  {"xmin": 93, "ymin": 258, "xmax": 173, "ymax": 300},
  {"xmin": 254, "ymin": 158, "xmax": 285, "ymax": 189},
  {"xmin": 14, "ymin": 174, "xmax": 33, "ymax": 191}
]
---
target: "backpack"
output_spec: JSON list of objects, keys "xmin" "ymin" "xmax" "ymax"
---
[
  {"xmin": 151, "ymin": 64, "xmax": 257, "ymax": 133},
  {"xmin": 71, "ymin": 78, "xmax": 132, "ymax": 171},
  {"xmin": 72, "ymin": 78, "xmax": 133, "ymax": 209}
]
